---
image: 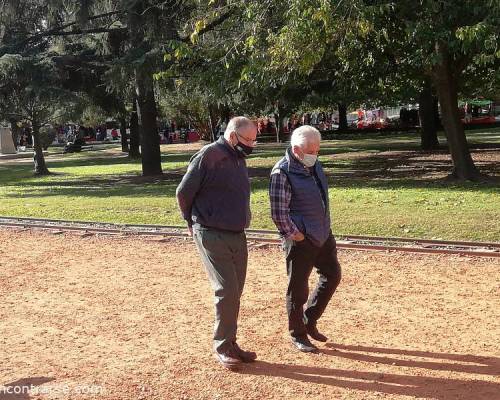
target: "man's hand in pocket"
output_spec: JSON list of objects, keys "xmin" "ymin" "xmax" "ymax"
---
[{"xmin": 291, "ymin": 231, "xmax": 305, "ymax": 242}]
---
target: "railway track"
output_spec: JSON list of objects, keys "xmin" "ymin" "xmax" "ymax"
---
[{"xmin": 0, "ymin": 216, "xmax": 499, "ymax": 258}]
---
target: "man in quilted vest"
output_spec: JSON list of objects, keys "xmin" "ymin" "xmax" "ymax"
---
[{"xmin": 269, "ymin": 125, "xmax": 342, "ymax": 353}]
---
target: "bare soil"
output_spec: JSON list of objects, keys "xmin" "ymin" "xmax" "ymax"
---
[{"xmin": 1, "ymin": 229, "xmax": 499, "ymax": 400}]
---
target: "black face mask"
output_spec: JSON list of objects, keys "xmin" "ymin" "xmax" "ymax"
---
[{"xmin": 235, "ymin": 141, "xmax": 254, "ymax": 157}]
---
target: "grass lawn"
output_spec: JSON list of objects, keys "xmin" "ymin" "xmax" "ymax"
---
[{"xmin": 0, "ymin": 129, "xmax": 499, "ymax": 241}]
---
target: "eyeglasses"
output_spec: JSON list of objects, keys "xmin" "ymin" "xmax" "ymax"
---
[{"xmin": 235, "ymin": 132, "xmax": 257, "ymax": 147}]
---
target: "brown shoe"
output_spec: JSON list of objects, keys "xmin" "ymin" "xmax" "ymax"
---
[
  {"xmin": 233, "ymin": 342, "xmax": 257, "ymax": 362},
  {"xmin": 306, "ymin": 324, "xmax": 328, "ymax": 342},
  {"xmin": 215, "ymin": 346, "xmax": 242, "ymax": 370}
]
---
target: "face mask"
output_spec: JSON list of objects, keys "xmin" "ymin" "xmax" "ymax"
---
[
  {"xmin": 301, "ymin": 153, "xmax": 317, "ymax": 167},
  {"xmin": 235, "ymin": 142, "xmax": 254, "ymax": 157},
  {"xmin": 232, "ymin": 133, "xmax": 254, "ymax": 157}
]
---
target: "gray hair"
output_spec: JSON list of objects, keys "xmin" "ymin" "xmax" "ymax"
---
[
  {"xmin": 290, "ymin": 125, "xmax": 321, "ymax": 148},
  {"xmin": 224, "ymin": 116, "xmax": 254, "ymax": 138}
]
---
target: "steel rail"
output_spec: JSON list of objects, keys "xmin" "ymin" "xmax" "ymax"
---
[
  {"xmin": 1, "ymin": 216, "xmax": 498, "ymax": 248},
  {"xmin": 0, "ymin": 216, "xmax": 498, "ymax": 258}
]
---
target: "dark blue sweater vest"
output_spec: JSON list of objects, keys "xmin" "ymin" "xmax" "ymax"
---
[{"xmin": 274, "ymin": 149, "xmax": 331, "ymax": 247}]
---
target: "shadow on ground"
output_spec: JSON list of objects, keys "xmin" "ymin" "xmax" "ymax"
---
[
  {"xmin": 0, "ymin": 377, "xmax": 55, "ymax": 400},
  {"xmin": 324, "ymin": 148, "xmax": 500, "ymax": 185},
  {"xmin": 241, "ymin": 343, "xmax": 500, "ymax": 399}
]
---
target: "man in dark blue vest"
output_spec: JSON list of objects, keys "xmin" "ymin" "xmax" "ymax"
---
[{"xmin": 269, "ymin": 125, "xmax": 342, "ymax": 353}]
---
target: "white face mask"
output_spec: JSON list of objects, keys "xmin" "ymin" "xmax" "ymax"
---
[{"xmin": 301, "ymin": 153, "xmax": 317, "ymax": 167}]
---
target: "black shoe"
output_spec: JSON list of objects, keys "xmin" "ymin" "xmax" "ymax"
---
[
  {"xmin": 233, "ymin": 342, "xmax": 257, "ymax": 362},
  {"xmin": 291, "ymin": 336, "xmax": 318, "ymax": 353},
  {"xmin": 306, "ymin": 324, "xmax": 328, "ymax": 342},
  {"xmin": 215, "ymin": 346, "xmax": 242, "ymax": 369}
]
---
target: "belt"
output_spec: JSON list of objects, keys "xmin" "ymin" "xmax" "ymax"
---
[{"xmin": 193, "ymin": 223, "xmax": 244, "ymax": 234}]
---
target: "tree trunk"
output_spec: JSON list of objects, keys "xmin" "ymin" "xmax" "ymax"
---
[
  {"xmin": 273, "ymin": 113, "xmax": 280, "ymax": 143},
  {"xmin": 274, "ymin": 102, "xmax": 282, "ymax": 143},
  {"xmin": 119, "ymin": 116, "xmax": 129, "ymax": 153},
  {"xmin": 275, "ymin": 102, "xmax": 288, "ymax": 142},
  {"xmin": 338, "ymin": 103, "xmax": 348, "ymax": 131},
  {"xmin": 221, "ymin": 105, "xmax": 231, "ymax": 125},
  {"xmin": 9, "ymin": 118, "xmax": 20, "ymax": 150},
  {"xmin": 135, "ymin": 70, "xmax": 162, "ymax": 176},
  {"xmin": 431, "ymin": 44, "xmax": 481, "ymax": 180},
  {"xmin": 129, "ymin": 1, "xmax": 161, "ymax": 176},
  {"xmin": 433, "ymin": 96, "xmax": 441, "ymax": 130},
  {"xmin": 418, "ymin": 80, "xmax": 439, "ymax": 150},
  {"xmin": 279, "ymin": 116, "xmax": 287, "ymax": 141},
  {"xmin": 129, "ymin": 100, "xmax": 141, "ymax": 158},
  {"xmin": 208, "ymin": 104, "xmax": 218, "ymax": 142},
  {"xmin": 31, "ymin": 124, "xmax": 49, "ymax": 176}
]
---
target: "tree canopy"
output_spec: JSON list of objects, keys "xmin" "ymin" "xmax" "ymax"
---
[{"xmin": 0, "ymin": 0, "xmax": 498, "ymax": 179}]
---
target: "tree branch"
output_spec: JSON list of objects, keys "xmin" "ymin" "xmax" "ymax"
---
[
  {"xmin": 0, "ymin": 10, "xmax": 125, "ymax": 55},
  {"xmin": 180, "ymin": 10, "xmax": 234, "ymax": 43},
  {"xmin": 48, "ymin": 27, "xmax": 128, "ymax": 37}
]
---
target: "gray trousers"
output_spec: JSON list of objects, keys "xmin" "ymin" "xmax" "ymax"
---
[{"xmin": 192, "ymin": 225, "xmax": 248, "ymax": 353}]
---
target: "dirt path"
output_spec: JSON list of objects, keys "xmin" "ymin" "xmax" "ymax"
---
[{"xmin": 1, "ymin": 229, "xmax": 499, "ymax": 399}]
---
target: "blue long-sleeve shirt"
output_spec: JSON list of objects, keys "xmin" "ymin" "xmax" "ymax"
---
[{"xmin": 176, "ymin": 137, "xmax": 251, "ymax": 232}]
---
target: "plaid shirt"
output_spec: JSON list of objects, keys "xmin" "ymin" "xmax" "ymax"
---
[{"xmin": 269, "ymin": 169, "xmax": 300, "ymax": 239}]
